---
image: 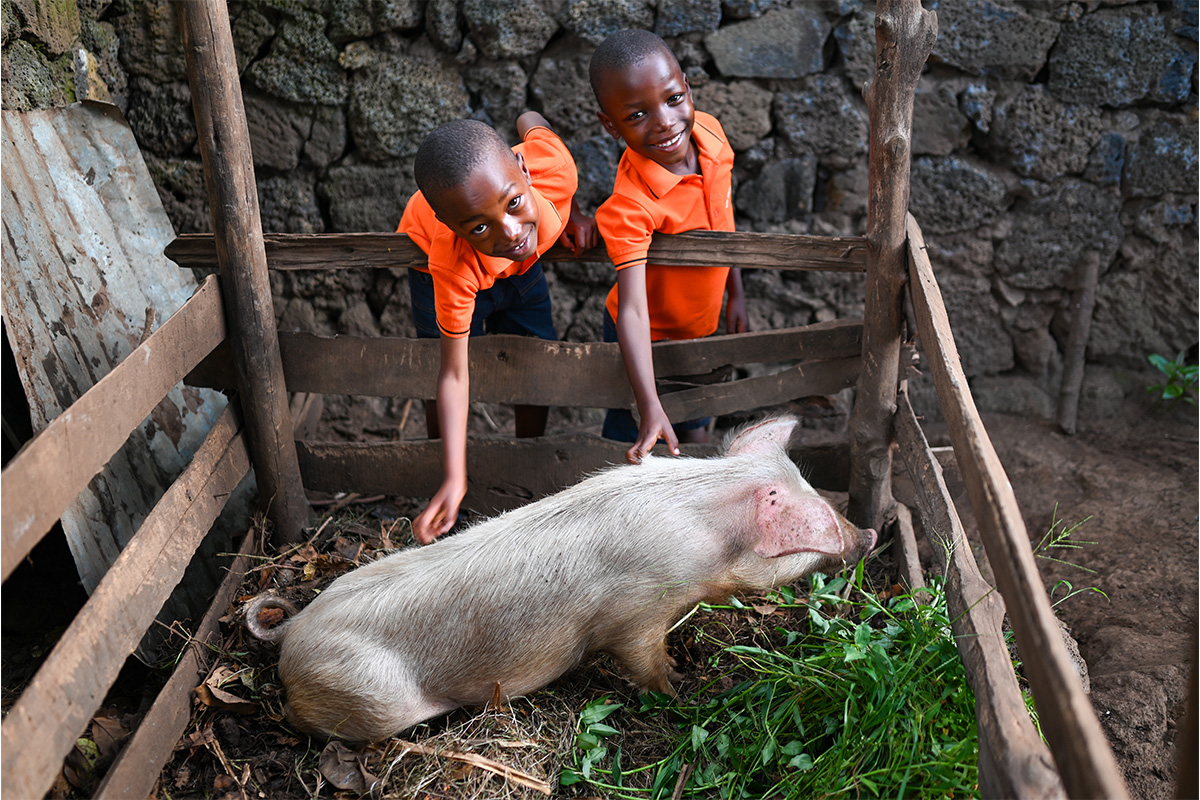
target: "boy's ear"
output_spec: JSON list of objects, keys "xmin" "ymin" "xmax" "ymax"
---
[
  {"xmin": 515, "ymin": 152, "xmax": 532, "ymax": 185},
  {"xmin": 596, "ymin": 110, "xmax": 620, "ymax": 140}
]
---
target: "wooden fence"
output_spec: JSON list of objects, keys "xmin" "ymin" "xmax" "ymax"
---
[
  {"xmin": 0, "ymin": 0, "xmax": 1134, "ymax": 797},
  {"xmin": 2, "ymin": 222, "xmax": 1131, "ymax": 798}
]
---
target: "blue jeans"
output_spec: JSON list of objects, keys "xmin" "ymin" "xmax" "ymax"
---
[
  {"xmin": 408, "ymin": 265, "xmax": 557, "ymax": 341},
  {"xmin": 601, "ymin": 310, "xmax": 711, "ymax": 442}
]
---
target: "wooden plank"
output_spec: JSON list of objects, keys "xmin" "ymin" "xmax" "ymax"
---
[
  {"xmin": 891, "ymin": 502, "xmax": 926, "ymax": 594},
  {"xmin": 660, "ymin": 357, "xmax": 859, "ymax": 422},
  {"xmin": 296, "ymin": 435, "xmax": 851, "ymax": 516},
  {"xmin": 906, "ymin": 213, "xmax": 1128, "ymax": 799},
  {"xmin": 1056, "ymin": 252, "xmax": 1101, "ymax": 435},
  {"xmin": 895, "ymin": 389, "xmax": 1065, "ymax": 800},
  {"xmin": 847, "ymin": 0, "xmax": 938, "ymax": 530},
  {"xmin": 164, "ymin": 230, "xmax": 870, "ymax": 273},
  {"xmin": 177, "ymin": 0, "xmax": 309, "ymax": 544},
  {"xmin": 94, "ymin": 526, "xmax": 257, "ymax": 800},
  {"xmin": 0, "ymin": 406, "xmax": 251, "ymax": 800},
  {"xmin": 188, "ymin": 322, "xmax": 863, "ymax": 407},
  {"xmin": 1, "ymin": 275, "xmax": 227, "ymax": 582}
]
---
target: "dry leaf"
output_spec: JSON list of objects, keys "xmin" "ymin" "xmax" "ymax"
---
[
  {"xmin": 90, "ymin": 715, "xmax": 130, "ymax": 760},
  {"xmin": 318, "ymin": 741, "xmax": 378, "ymax": 793},
  {"xmin": 752, "ymin": 603, "xmax": 779, "ymax": 616},
  {"xmin": 195, "ymin": 666, "xmax": 257, "ymax": 715}
]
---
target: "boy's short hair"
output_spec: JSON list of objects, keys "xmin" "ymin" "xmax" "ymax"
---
[
  {"xmin": 414, "ymin": 119, "xmax": 516, "ymax": 209},
  {"xmin": 589, "ymin": 29, "xmax": 679, "ymax": 98}
]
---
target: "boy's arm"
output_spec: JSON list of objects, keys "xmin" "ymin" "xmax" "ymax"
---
[
  {"xmin": 725, "ymin": 267, "xmax": 748, "ymax": 334},
  {"xmin": 517, "ymin": 111, "xmax": 598, "ymax": 256},
  {"xmin": 615, "ymin": 265, "xmax": 679, "ymax": 464},
  {"xmin": 517, "ymin": 110, "xmax": 552, "ymax": 139},
  {"xmin": 412, "ymin": 334, "xmax": 470, "ymax": 543}
]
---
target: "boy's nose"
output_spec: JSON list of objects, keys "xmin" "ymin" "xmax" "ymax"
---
[{"xmin": 501, "ymin": 217, "xmax": 523, "ymax": 240}]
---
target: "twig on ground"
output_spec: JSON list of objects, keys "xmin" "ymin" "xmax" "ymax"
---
[{"xmin": 393, "ymin": 739, "xmax": 552, "ymax": 795}]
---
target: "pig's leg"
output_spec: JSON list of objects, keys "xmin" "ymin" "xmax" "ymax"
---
[{"xmin": 608, "ymin": 626, "xmax": 682, "ymax": 696}]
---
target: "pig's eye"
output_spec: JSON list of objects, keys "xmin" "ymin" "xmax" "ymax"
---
[{"xmin": 769, "ymin": 490, "xmax": 777, "ymax": 496}]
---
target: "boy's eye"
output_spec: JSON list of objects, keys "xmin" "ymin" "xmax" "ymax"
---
[
  {"xmin": 625, "ymin": 111, "xmax": 644, "ymax": 122},
  {"xmin": 470, "ymin": 223, "xmax": 487, "ymax": 235},
  {"xmin": 508, "ymin": 195, "xmax": 523, "ymax": 211},
  {"xmin": 668, "ymin": 93, "xmax": 684, "ymax": 104}
]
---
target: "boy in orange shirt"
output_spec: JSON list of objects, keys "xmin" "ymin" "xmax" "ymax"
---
[
  {"xmin": 398, "ymin": 113, "xmax": 596, "ymax": 543},
  {"xmin": 590, "ymin": 30, "xmax": 747, "ymax": 464}
]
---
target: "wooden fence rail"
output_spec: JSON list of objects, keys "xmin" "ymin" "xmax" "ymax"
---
[
  {"xmin": 0, "ymin": 277, "xmax": 248, "ymax": 800},
  {"xmin": 165, "ymin": 230, "xmax": 870, "ymax": 273},
  {"xmin": 1, "ymin": 275, "xmax": 226, "ymax": 582},
  {"xmin": 187, "ymin": 322, "xmax": 863, "ymax": 407},
  {"xmin": 905, "ymin": 213, "xmax": 1128, "ymax": 799},
  {"xmin": 895, "ymin": 390, "xmax": 1064, "ymax": 799}
]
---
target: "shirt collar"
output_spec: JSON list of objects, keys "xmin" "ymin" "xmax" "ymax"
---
[{"xmin": 620, "ymin": 115, "xmax": 722, "ymax": 200}]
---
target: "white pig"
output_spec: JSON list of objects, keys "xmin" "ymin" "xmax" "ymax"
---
[{"xmin": 247, "ymin": 415, "xmax": 876, "ymax": 742}]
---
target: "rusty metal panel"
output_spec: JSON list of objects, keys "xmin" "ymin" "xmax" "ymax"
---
[{"xmin": 1, "ymin": 101, "xmax": 233, "ymax": 598}]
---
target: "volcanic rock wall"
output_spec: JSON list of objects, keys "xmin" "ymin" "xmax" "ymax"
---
[{"xmin": 3, "ymin": 0, "xmax": 1197, "ymax": 424}]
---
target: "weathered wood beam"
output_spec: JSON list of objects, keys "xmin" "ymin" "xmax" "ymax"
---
[
  {"xmin": 1, "ymin": 276, "xmax": 226, "ymax": 581},
  {"xmin": 847, "ymin": 0, "xmax": 937, "ymax": 530},
  {"xmin": 164, "ymin": 230, "xmax": 870, "ymax": 273},
  {"xmin": 0, "ymin": 406, "xmax": 251, "ymax": 800},
  {"xmin": 93, "ymin": 527, "xmax": 256, "ymax": 800},
  {"xmin": 1056, "ymin": 252, "xmax": 1102, "ymax": 435},
  {"xmin": 895, "ymin": 388, "xmax": 1066, "ymax": 800},
  {"xmin": 296, "ymin": 434, "xmax": 852, "ymax": 516},
  {"xmin": 906, "ymin": 213, "xmax": 1128, "ymax": 799},
  {"xmin": 176, "ymin": 0, "xmax": 309, "ymax": 543},
  {"xmin": 186, "ymin": 322, "xmax": 864, "ymax": 406}
]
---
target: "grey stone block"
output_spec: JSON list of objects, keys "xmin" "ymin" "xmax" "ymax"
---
[{"xmin": 705, "ymin": 8, "xmax": 829, "ymax": 79}]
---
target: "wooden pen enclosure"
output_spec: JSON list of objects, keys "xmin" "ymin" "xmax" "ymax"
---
[{"xmin": 0, "ymin": 0, "xmax": 1138, "ymax": 798}]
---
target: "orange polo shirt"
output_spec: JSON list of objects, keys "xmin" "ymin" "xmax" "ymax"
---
[
  {"xmin": 397, "ymin": 126, "xmax": 576, "ymax": 338},
  {"xmin": 597, "ymin": 111, "xmax": 735, "ymax": 341}
]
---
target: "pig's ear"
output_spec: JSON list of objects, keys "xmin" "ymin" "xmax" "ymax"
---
[
  {"xmin": 722, "ymin": 415, "xmax": 799, "ymax": 457},
  {"xmin": 753, "ymin": 487, "xmax": 845, "ymax": 558}
]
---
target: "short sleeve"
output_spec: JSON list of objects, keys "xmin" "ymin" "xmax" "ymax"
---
[{"xmin": 596, "ymin": 192, "xmax": 658, "ymax": 270}]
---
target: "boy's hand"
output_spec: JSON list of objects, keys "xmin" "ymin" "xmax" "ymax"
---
[
  {"xmin": 559, "ymin": 199, "xmax": 599, "ymax": 256},
  {"xmin": 412, "ymin": 477, "xmax": 467, "ymax": 544},
  {"xmin": 726, "ymin": 297, "xmax": 749, "ymax": 334},
  {"xmin": 628, "ymin": 406, "xmax": 679, "ymax": 464},
  {"xmin": 725, "ymin": 267, "xmax": 748, "ymax": 333}
]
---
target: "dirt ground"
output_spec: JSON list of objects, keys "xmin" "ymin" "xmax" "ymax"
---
[{"xmin": 916, "ymin": 400, "xmax": 1199, "ymax": 800}]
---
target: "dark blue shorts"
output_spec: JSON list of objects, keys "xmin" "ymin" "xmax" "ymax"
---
[
  {"xmin": 408, "ymin": 264, "xmax": 557, "ymax": 341},
  {"xmin": 601, "ymin": 310, "xmax": 711, "ymax": 442}
]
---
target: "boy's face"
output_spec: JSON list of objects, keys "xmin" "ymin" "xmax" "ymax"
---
[
  {"xmin": 431, "ymin": 151, "xmax": 541, "ymax": 263},
  {"xmin": 595, "ymin": 50, "xmax": 696, "ymax": 175}
]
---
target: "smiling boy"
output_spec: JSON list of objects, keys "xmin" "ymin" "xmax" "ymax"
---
[
  {"xmin": 399, "ymin": 113, "xmax": 596, "ymax": 543},
  {"xmin": 590, "ymin": 29, "xmax": 747, "ymax": 464}
]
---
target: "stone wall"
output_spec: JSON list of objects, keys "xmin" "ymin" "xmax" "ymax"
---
[{"xmin": 4, "ymin": 0, "xmax": 1197, "ymax": 425}]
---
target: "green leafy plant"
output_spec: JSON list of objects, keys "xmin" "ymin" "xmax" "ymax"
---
[
  {"xmin": 1147, "ymin": 351, "xmax": 1198, "ymax": 405},
  {"xmin": 562, "ymin": 568, "xmax": 979, "ymax": 799},
  {"xmin": 1034, "ymin": 505, "xmax": 1108, "ymax": 608}
]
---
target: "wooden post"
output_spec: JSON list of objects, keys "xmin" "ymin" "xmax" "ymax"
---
[
  {"xmin": 847, "ymin": 0, "xmax": 937, "ymax": 530},
  {"xmin": 176, "ymin": 0, "xmax": 309, "ymax": 543},
  {"xmin": 1056, "ymin": 252, "xmax": 1102, "ymax": 435}
]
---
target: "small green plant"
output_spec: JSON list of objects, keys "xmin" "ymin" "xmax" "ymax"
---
[
  {"xmin": 1147, "ymin": 350, "xmax": 1198, "ymax": 405},
  {"xmin": 1034, "ymin": 505, "xmax": 1109, "ymax": 608},
  {"xmin": 562, "ymin": 568, "xmax": 980, "ymax": 799}
]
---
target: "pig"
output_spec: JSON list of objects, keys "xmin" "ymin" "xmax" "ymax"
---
[{"xmin": 246, "ymin": 415, "xmax": 876, "ymax": 743}]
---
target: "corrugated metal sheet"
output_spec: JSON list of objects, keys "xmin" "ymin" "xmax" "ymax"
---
[{"xmin": 1, "ymin": 101, "xmax": 241, "ymax": 626}]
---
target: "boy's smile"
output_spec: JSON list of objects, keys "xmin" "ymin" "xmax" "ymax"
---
[
  {"xmin": 433, "ymin": 152, "xmax": 540, "ymax": 263},
  {"xmin": 595, "ymin": 50, "xmax": 697, "ymax": 175}
]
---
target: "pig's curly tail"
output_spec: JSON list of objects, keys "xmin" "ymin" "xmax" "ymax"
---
[{"xmin": 244, "ymin": 593, "xmax": 298, "ymax": 643}]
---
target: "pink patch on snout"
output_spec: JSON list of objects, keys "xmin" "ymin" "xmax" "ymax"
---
[{"xmin": 753, "ymin": 487, "xmax": 846, "ymax": 558}]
